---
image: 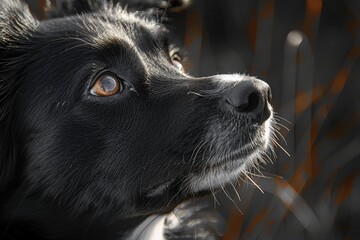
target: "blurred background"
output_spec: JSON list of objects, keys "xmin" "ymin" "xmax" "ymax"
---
[{"xmin": 27, "ymin": 0, "xmax": 360, "ymax": 239}]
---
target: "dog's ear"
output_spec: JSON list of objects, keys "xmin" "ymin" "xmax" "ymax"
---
[{"xmin": 0, "ymin": 0, "xmax": 37, "ymax": 190}]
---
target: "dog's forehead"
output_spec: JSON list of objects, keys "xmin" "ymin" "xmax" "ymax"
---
[{"xmin": 38, "ymin": 9, "xmax": 166, "ymax": 50}]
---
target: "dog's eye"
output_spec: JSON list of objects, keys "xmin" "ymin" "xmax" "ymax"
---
[
  {"xmin": 170, "ymin": 51, "xmax": 183, "ymax": 72},
  {"xmin": 91, "ymin": 74, "xmax": 122, "ymax": 96}
]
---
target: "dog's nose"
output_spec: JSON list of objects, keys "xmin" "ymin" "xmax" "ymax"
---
[{"xmin": 223, "ymin": 79, "xmax": 272, "ymax": 123}]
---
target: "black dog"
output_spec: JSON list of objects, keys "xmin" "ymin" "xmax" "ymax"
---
[{"xmin": 0, "ymin": 0, "xmax": 274, "ymax": 239}]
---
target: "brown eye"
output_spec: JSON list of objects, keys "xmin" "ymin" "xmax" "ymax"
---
[
  {"xmin": 91, "ymin": 74, "xmax": 122, "ymax": 96},
  {"xmin": 170, "ymin": 52, "xmax": 183, "ymax": 72}
]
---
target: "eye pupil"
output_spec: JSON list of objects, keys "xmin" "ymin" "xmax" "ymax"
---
[{"xmin": 100, "ymin": 76, "xmax": 117, "ymax": 92}]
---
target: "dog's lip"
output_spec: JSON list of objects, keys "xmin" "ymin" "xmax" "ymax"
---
[{"xmin": 191, "ymin": 147, "xmax": 257, "ymax": 174}]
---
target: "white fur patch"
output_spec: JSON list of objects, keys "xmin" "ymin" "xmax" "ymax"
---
[
  {"xmin": 188, "ymin": 150, "xmax": 261, "ymax": 193},
  {"xmin": 127, "ymin": 215, "xmax": 166, "ymax": 240}
]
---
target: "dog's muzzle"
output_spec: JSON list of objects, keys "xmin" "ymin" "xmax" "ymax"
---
[{"xmin": 186, "ymin": 74, "xmax": 274, "ymax": 193}]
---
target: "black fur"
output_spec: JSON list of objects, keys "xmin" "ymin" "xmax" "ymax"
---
[{"xmin": 0, "ymin": 1, "xmax": 273, "ymax": 239}]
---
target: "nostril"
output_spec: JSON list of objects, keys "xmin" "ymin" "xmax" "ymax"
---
[
  {"xmin": 238, "ymin": 92, "xmax": 260, "ymax": 112},
  {"xmin": 223, "ymin": 79, "xmax": 271, "ymax": 117},
  {"xmin": 225, "ymin": 90, "xmax": 261, "ymax": 113},
  {"xmin": 220, "ymin": 77, "xmax": 272, "ymax": 123}
]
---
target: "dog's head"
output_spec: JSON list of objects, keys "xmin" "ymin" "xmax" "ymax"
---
[{"xmin": 0, "ymin": 0, "xmax": 274, "ymax": 219}]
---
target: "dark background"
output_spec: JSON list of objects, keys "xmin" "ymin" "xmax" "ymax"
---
[{"xmin": 27, "ymin": 0, "xmax": 360, "ymax": 239}]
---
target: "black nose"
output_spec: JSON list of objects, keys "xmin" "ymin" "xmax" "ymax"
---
[{"xmin": 223, "ymin": 79, "xmax": 272, "ymax": 123}]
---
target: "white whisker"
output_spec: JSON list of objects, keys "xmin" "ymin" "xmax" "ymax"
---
[
  {"xmin": 217, "ymin": 174, "xmax": 242, "ymax": 213},
  {"xmin": 230, "ymin": 181, "xmax": 242, "ymax": 203},
  {"xmin": 273, "ymin": 113, "xmax": 292, "ymax": 124},
  {"xmin": 273, "ymin": 141, "xmax": 291, "ymax": 157},
  {"xmin": 274, "ymin": 122, "xmax": 290, "ymax": 131},
  {"xmin": 243, "ymin": 172, "xmax": 264, "ymax": 194},
  {"xmin": 271, "ymin": 127, "xmax": 288, "ymax": 145}
]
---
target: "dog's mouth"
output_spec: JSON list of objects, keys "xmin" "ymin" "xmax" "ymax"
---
[
  {"xmin": 191, "ymin": 146, "xmax": 257, "ymax": 174},
  {"xmin": 186, "ymin": 114, "xmax": 274, "ymax": 193}
]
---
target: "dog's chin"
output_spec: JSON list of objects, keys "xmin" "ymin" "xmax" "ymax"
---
[
  {"xmin": 187, "ymin": 116, "xmax": 273, "ymax": 193},
  {"xmin": 187, "ymin": 149, "xmax": 260, "ymax": 193}
]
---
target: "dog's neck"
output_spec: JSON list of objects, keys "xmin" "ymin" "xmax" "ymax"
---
[{"xmin": 1, "ymin": 190, "xmax": 150, "ymax": 240}]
